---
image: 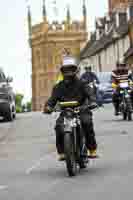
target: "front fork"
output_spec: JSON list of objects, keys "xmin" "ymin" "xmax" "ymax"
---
[
  {"xmin": 121, "ymin": 92, "xmax": 132, "ymax": 112},
  {"xmin": 64, "ymin": 117, "xmax": 77, "ymax": 154}
]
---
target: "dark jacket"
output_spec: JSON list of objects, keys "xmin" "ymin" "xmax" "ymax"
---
[
  {"xmin": 46, "ymin": 77, "xmax": 95, "ymax": 108},
  {"xmin": 80, "ymin": 72, "xmax": 100, "ymax": 84}
]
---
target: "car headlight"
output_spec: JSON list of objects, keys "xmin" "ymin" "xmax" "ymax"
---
[{"xmin": 99, "ymin": 86, "xmax": 106, "ymax": 91}]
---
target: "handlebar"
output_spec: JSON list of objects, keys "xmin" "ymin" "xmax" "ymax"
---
[
  {"xmin": 43, "ymin": 101, "xmax": 98, "ymax": 115},
  {"xmin": 54, "ymin": 103, "xmax": 98, "ymax": 113}
]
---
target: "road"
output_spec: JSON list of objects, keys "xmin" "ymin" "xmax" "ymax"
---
[{"xmin": 0, "ymin": 104, "xmax": 133, "ymax": 199}]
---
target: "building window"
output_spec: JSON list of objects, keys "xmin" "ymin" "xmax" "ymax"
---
[
  {"xmin": 36, "ymin": 49, "xmax": 41, "ymax": 68},
  {"xmin": 47, "ymin": 48, "xmax": 53, "ymax": 69},
  {"xmin": 115, "ymin": 41, "xmax": 120, "ymax": 61},
  {"xmin": 44, "ymin": 79, "xmax": 48, "ymax": 91},
  {"xmin": 105, "ymin": 49, "xmax": 107, "ymax": 66},
  {"xmin": 98, "ymin": 54, "xmax": 102, "ymax": 72},
  {"xmin": 43, "ymin": 63, "xmax": 47, "ymax": 72},
  {"xmin": 38, "ymin": 80, "xmax": 41, "ymax": 96}
]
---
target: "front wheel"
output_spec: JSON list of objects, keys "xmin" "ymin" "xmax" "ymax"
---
[
  {"xmin": 79, "ymin": 144, "xmax": 88, "ymax": 169},
  {"xmin": 126, "ymin": 98, "xmax": 132, "ymax": 121},
  {"xmin": 5, "ymin": 108, "xmax": 13, "ymax": 122},
  {"xmin": 123, "ymin": 112, "xmax": 127, "ymax": 120},
  {"xmin": 79, "ymin": 158, "xmax": 88, "ymax": 169},
  {"xmin": 64, "ymin": 132, "xmax": 77, "ymax": 177},
  {"xmin": 128, "ymin": 112, "xmax": 132, "ymax": 121}
]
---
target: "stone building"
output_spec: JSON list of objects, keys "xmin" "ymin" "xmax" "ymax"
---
[
  {"xmin": 109, "ymin": 0, "xmax": 133, "ymax": 12},
  {"xmin": 27, "ymin": 1, "xmax": 88, "ymax": 111},
  {"xmin": 80, "ymin": 0, "xmax": 133, "ymax": 73}
]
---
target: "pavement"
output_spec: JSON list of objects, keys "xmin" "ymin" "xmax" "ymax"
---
[{"xmin": 0, "ymin": 104, "xmax": 133, "ymax": 199}]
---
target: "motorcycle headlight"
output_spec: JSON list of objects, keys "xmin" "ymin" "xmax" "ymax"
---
[
  {"xmin": 99, "ymin": 86, "xmax": 104, "ymax": 91},
  {"xmin": 64, "ymin": 118, "xmax": 76, "ymax": 127},
  {"xmin": 120, "ymin": 90, "xmax": 124, "ymax": 94}
]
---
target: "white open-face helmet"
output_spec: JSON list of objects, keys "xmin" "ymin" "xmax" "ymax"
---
[{"xmin": 60, "ymin": 56, "xmax": 79, "ymax": 77}]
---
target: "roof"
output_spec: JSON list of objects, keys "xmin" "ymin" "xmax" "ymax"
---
[
  {"xmin": 80, "ymin": 19, "xmax": 129, "ymax": 59},
  {"xmin": 124, "ymin": 46, "xmax": 133, "ymax": 60}
]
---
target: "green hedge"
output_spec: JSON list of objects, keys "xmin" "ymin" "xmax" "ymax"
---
[{"xmin": 16, "ymin": 105, "xmax": 22, "ymax": 113}]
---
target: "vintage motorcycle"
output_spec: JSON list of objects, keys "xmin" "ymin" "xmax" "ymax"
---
[
  {"xmin": 56, "ymin": 101, "xmax": 97, "ymax": 177},
  {"xmin": 119, "ymin": 80, "xmax": 132, "ymax": 121},
  {"xmin": 82, "ymin": 80, "xmax": 102, "ymax": 106}
]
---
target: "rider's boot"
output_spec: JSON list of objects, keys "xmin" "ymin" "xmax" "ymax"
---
[
  {"xmin": 87, "ymin": 149, "xmax": 98, "ymax": 158},
  {"xmin": 58, "ymin": 153, "xmax": 65, "ymax": 161},
  {"xmin": 115, "ymin": 109, "xmax": 119, "ymax": 116}
]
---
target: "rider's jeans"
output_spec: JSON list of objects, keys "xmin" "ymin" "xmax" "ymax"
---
[{"xmin": 112, "ymin": 89, "xmax": 120, "ymax": 111}]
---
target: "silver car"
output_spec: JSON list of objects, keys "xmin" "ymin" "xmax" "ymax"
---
[
  {"xmin": 0, "ymin": 69, "xmax": 16, "ymax": 121},
  {"xmin": 96, "ymin": 72, "xmax": 113, "ymax": 104}
]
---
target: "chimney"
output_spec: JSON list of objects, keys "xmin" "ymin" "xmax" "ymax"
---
[
  {"xmin": 105, "ymin": 14, "xmax": 111, "ymax": 33},
  {"xmin": 115, "ymin": 11, "xmax": 127, "ymax": 27},
  {"xmin": 115, "ymin": 12, "xmax": 119, "ymax": 27},
  {"xmin": 127, "ymin": 4, "xmax": 133, "ymax": 21},
  {"xmin": 96, "ymin": 29, "xmax": 100, "ymax": 40},
  {"xmin": 95, "ymin": 18, "xmax": 104, "ymax": 39}
]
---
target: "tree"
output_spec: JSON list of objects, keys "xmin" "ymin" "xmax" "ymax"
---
[
  {"xmin": 15, "ymin": 93, "xmax": 24, "ymax": 113},
  {"xmin": 26, "ymin": 101, "xmax": 32, "ymax": 112}
]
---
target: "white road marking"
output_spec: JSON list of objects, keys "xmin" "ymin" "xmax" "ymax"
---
[
  {"xmin": 0, "ymin": 185, "xmax": 8, "ymax": 190},
  {"xmin": 26, "ymin": 156, "xmax": 46, "ymax": 175}
]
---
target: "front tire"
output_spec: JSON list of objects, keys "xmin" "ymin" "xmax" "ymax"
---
[
  {"xmin": 64, "ymin": 132, "xmax": 77, "ymax": 177},
  {"xmin": 79, "ymin": 144, "xmax": 88, "ymax": 169},
  {"xmin": 128, "ymin": 112, "xmax": 132, "ymax": 121},
  {"xmin": 5, "ymin": 108, "xmax": 13, "ymax": 122},
  {"xmin": 126, "ymin": 98, "xmax": 132, "ymax": 121},
  {"xmin": 79, "ymin": 159, "xmax": 87, "ymax": 169},
  {"xmin": 123, "ymin": 112, "xmax": 127, "ymax": 120}
]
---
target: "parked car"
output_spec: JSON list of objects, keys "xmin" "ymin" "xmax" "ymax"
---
[
  {"xmin": 96, "ymin": 72, "xmax": 113, "ymax": 105},
  {"xmin": 0, "ymin": 69, "xmax": 16, "ymax": 121}
]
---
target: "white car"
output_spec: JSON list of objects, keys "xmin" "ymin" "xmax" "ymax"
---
[{"xmin": 0, "ymin": 69, "xmax": 16, "ymax": 121}]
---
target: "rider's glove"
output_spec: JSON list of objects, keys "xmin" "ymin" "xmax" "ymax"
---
[
  {"xmin": 43, "ymin": 104, "xmax": 53, "ymax": 114},
  {"xmin": 89, "ymin": 102, "xmax": 98, "ymax": 109}
]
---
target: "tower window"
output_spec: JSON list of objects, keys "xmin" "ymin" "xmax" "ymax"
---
[{"xmin": 36, "ymin": 49, "xmax": 41, "ymax": 68}]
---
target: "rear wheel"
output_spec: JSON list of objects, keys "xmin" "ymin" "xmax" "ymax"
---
[
  {"xmin": 13, "ymin": 113, "xmax": 16, "ymax": 119},
  {"xmin": 123, "ymin": 112, "xmax": 127, "ymax": 120},
  {"xmin": 79, "ymin": 159, "xmax": 87, "ymax": 169},
  {"xmin": 128, "ymin": 112, "xmax": 132, "ymax": 121},
  {"xmin": 126, "ymin": 98, "xmax": 132, "ymax": 121},
  {"xmin": 5, "ymin": 107, "xmax": 13, "ymax": 122},
  {"xmin": 64, "ymin": 132, "xmax": 77, "ymax": 177},
  {"xmin": 122, "ymin": 100, "xmax": 127, "ymax": 120}
]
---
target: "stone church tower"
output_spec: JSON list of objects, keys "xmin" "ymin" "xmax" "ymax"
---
[
  {"xmin": 109, "ymin": 0, "xmax": 133, "ymax": 12},
  {"xmin": 27, "ymin": 0, "xmax": 88, "ymax": 111}
]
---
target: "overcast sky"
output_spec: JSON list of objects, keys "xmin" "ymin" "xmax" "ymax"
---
[{"xmin": 0, "ymin": 0, "xmax": 108, "ymax": 102}]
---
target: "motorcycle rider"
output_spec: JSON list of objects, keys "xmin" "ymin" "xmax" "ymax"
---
[
  {"xmin": 80, "ymin": 66, "xmax": 101, "ymax": 105},
  {"xmin": 55, "ymin": 66, "xmax": 80, "ymax": 85},
  {"xmin": 128, "ymin": 68, "xmax": 133, "ymax": 108},
  {"xmin": 43, "ymin": 56, "xmax": 97, "ymax": 161},
  {"xmin": 112, "ymin": 60, "xmax": 129, "ymax": 115},
  {"xmin": 80, "ymin": 66, "xmax": 100, "ymax": 85},
  {"xmin": 129, "ymin": 68, "xmax": 133, "ymax": 81},
  {"xmin": 55, "ymin": 71, "xmax": 64, "ymax": 84}
]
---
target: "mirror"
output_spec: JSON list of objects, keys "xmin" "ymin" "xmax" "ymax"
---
[{"xmin": 6, "ymin": 76, "xmax": 13, "ymax": 83}]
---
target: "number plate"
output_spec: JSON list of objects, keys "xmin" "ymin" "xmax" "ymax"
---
[
  {"xmin": 125, "ymin": 94, "xmax": 129, "ymax": 98},
  {"xmin": 119, "ymin": 82, "xmax": 128, "ymax": 88}
]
